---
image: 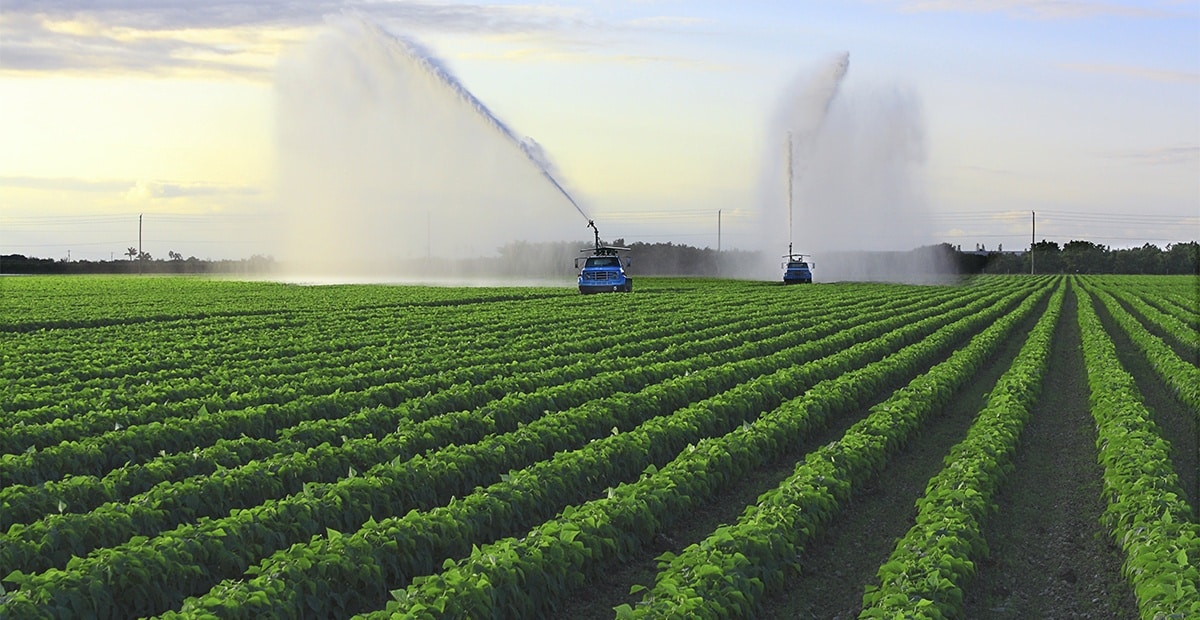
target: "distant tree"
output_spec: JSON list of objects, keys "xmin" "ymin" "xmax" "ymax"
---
[
  {"xmin": 1063, "ymin": 240, "xmax": 1109, "ymax": 273},
  {"xmin": 137, "ymin": 251, "xmax": 152, "ymax": 261},
  {"xmin": 168, "ymin": 250, "xmax": 183, "ymax": 261},
  {"xmin": 1111, "ymin": 243, "xmax": 1163, "ymax": 274},
  {"xmin": 982, "ymin": 251, "xmax": 1023, "ymax": 274},
  {"xmin": 1165, "ymin": 241, "xmax": 1200, "ymax": 275},
  {"xmin": 126, "ymin": 247, "xmax": 138, "ymax": 261},
  {"xmin": 1029, "ymin": 240, "xmax": 1062, "ymax": 273}
]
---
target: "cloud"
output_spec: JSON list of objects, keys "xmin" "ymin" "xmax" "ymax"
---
[
  {"xmin": 5, "ymin": 1, "xmax": 348, "ymax": 31},
  {"xmin": 123, "ymin": 180, "xmax": 260, "ymax": 202},
  {"xmin": 885, "ymin": 0, "xmax": 1174, "ymax": 19},
  {"xmin": 0, "ymin": 175, "xmax": 260, "ymax": 197},
  {"xmin": 0, "ymin": 13, "xmax": 285, "ymax": 78},
  {"xmin": 0, "ymin": 2, "xmax": 600, "ymax": 76},
  {"xmin": 0, "ymin": 2, "xmax": 731, "ymax": 77},
  {"xmin": 1, "ymin": 1, "xmax": 594, "ymax": 39},
  {"xmin": 626, "ymin": 15, "xmax": 716, "ymax": 29},
  {"xmin": 464, "ymin": 45, "xmax": 710, "ymax": 69},
  {"xmin": 1104, "ymin": 144, "xmax": 1200, "ymax": 166},
  {"xmin": 0, "ymin": 175, "xmax": 131, "ymax": 192}
]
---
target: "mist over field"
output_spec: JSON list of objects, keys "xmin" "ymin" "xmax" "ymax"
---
[
  {"xmin": 752, "ymin": 54, "xmax": 951, "ymax": 283},
  {"xmin": 273, "ymin": 16, "xmax": 584, "ymax": 278}
]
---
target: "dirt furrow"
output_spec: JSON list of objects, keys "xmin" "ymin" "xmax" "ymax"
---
[
  {"xmin": 754, "ymin": 289, "xmax": 1047, "ymax": 619},
  {"xmin": 962, "ymin": 286, "xmax": 1138, "ymax": 619}
]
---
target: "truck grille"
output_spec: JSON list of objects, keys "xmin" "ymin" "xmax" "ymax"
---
[{"xmin": 583, "ymin": 271, "xmax": 618, "ymax": 282}]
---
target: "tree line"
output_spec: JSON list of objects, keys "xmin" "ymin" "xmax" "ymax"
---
[
  {"xmin": 979, "ymin": 240, "xmax": 1199, "ymax": 275},
  {"xmin": 0, "ymin": 254, "xmax": 275, "ymax": 275},
  {"xmin": 3, "ymin": 239, "xmax": 1196, "ymax": 277}
]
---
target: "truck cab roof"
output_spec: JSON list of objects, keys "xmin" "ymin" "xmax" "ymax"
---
[{"xmin": 584, "ymin": 256, "xmax": 622, "ymax": 268}]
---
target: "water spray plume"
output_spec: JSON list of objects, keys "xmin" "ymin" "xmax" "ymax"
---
[
  {"xmin": 782, "ymin": 53, "xmax": 849, "ymax": 262},
  {"xmin": 274, "ymin": 15, "xmax": 589, "ymax": 279},
  {"xmin": 785, "ymin": 52, "xmax": 848, "ymax": 216},
  {"xmin": 753, "ymin": 51, "xmax": 946, "ymax": 283}
]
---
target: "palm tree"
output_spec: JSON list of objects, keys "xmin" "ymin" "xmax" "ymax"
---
[{"xmin": 126, "ymin": 247, "xmax": 138, "ymax": 261}]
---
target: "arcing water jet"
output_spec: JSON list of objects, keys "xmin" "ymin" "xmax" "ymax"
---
[{"xmin": 388, "ymin": 30, "xmax": 590, "ymax": 223}]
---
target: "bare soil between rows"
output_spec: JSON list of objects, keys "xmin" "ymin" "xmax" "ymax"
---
[{"xmin": 960, "ymin": 287, "xmax": 1138, "ymax": 618}]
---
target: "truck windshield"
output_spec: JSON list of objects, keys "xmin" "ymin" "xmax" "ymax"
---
[{"xmin": 586, "ymin": 257, "xmax": 621, "ymax": 268}]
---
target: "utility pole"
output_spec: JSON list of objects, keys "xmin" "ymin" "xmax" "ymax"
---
[
  {"xmin": 138, "ymin": 213, "xmax": 143, "ymax": 274},
  {"xmin": 1030, "ymin": 210, "xmax": 1035, "ymax": 275},
  {"xmin": 717, "ymin": 209, "xmax": 722, "ymax": 253}
]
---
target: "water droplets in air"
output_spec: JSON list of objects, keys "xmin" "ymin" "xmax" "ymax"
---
[{"xmin": 274, "ymin": 15, "xmax": 587, "ymax": 278}]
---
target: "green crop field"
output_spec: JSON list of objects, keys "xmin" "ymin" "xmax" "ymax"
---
[{"xmin": 1, "ymin": 274, "xmax": 1196, "ymax": 619}]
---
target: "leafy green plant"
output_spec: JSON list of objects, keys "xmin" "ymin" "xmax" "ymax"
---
[{"xmin": 1075, "ymin": 284, "xmax": 1200, "ymax": 619}]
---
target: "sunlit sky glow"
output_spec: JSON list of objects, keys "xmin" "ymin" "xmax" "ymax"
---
[{"xmin": 2, "ymin": 0, "xmax": 1197, "ymax": 261}]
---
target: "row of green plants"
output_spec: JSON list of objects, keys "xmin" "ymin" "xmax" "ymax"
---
[
  {"xmin": 1091, "ymin": 279, "xmax": 1199, "ymax": 356},
  {"xmin": 364, "ymin": 282, "xmax": 1047, "ymax": 618},
  {"xmin": 1, "ymin": 306, "xmax": 782, "ymax": 527},
  {"xmin": 3, "ymin": 305, "xmax": 579, "ymax": 417},
  {"xmin": 1, "ymin": 286, "xmax": 926, "ymax": 573},
  {"xmin": 619, "ymin": 281, "xmax": 1052, "ymax": 618},
  {"xmin": 1111, "ymin": 277, "xmax": 1199, "ymax": 332},
  {"xmin": 1081, "ymin": 281, "xmax": 1200, "ymax": 416},
  {"xmin": 4, "ymin": 279, "xmax": 846, "ymax": 425},
  {"xmin": 1075, "ymin": 286, "xmax": 1200, "ymax": 619},
  {"xmin": 7, "ymin": 280, "xmax": 781, "ymax": 421},
  {"xmin": 0, "ymin": 284, "xmax": 1002, "ymax": 618},
  {"xmin": 0, "ymin": 285, "xmax": 926, "ymax": 508},
  {"xmin": 1152, "ymin": 296, "xmax": 1200, "ymax": 331},
  {"xmin": 5, "ymin": 281, "xmax": 768, "ymax": 399},
  {"xmin": 269, "ymin": 286, "xmax": 922, "ymax": 449},
  {"xmin": 858, "ymin": 279, "xmax": 1066, "ymax": 617},
  {"xmin": 160, "ymin": 283, "xmax": 1036, "ymax": 619},
  {"xmin": 0, "ymin": 295, "xmax": 747, "ymax": 485},
  {"xmin": 3, "ymin": 289, "xmax": 705, "ymax": 431},
  {"xmin": 163, "ymin": 286, "xmax": 982, "ymax": 618},
  {"xmin": 1160, "ymin": 296, "xmax": 1200, "ymax": 326},
  {"xmin": 4, "ymin": 285, "xmax": 859, "ymax": 494},
  {"xmin": 0, "ymin": 288, "xmax": 922, "ymax": 511},
  {"xmin": 0, "ymin": 276, "xmax": 568, "ymax": 332}
]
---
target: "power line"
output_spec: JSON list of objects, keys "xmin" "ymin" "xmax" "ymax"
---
[
  {"xmin": 925, "ymin": 208, "xmax": 1195, "ymax": 223},
  {"xmin": 1, "ymin": 212, "xmax": 277, "ymax": 226}
]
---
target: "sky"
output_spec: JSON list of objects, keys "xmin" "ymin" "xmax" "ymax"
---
[{"xmin": 1, "ymin": 0, "xmax": 1198, "ymax": 262}]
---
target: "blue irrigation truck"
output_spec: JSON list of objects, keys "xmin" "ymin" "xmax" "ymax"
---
[
  {"xmin": 782, "ymin": 251, "xmax": 814, "ymax": 284},
  {"xmin": 577, "ymin": 221, "xmax": 632, "ymax": 294}
]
